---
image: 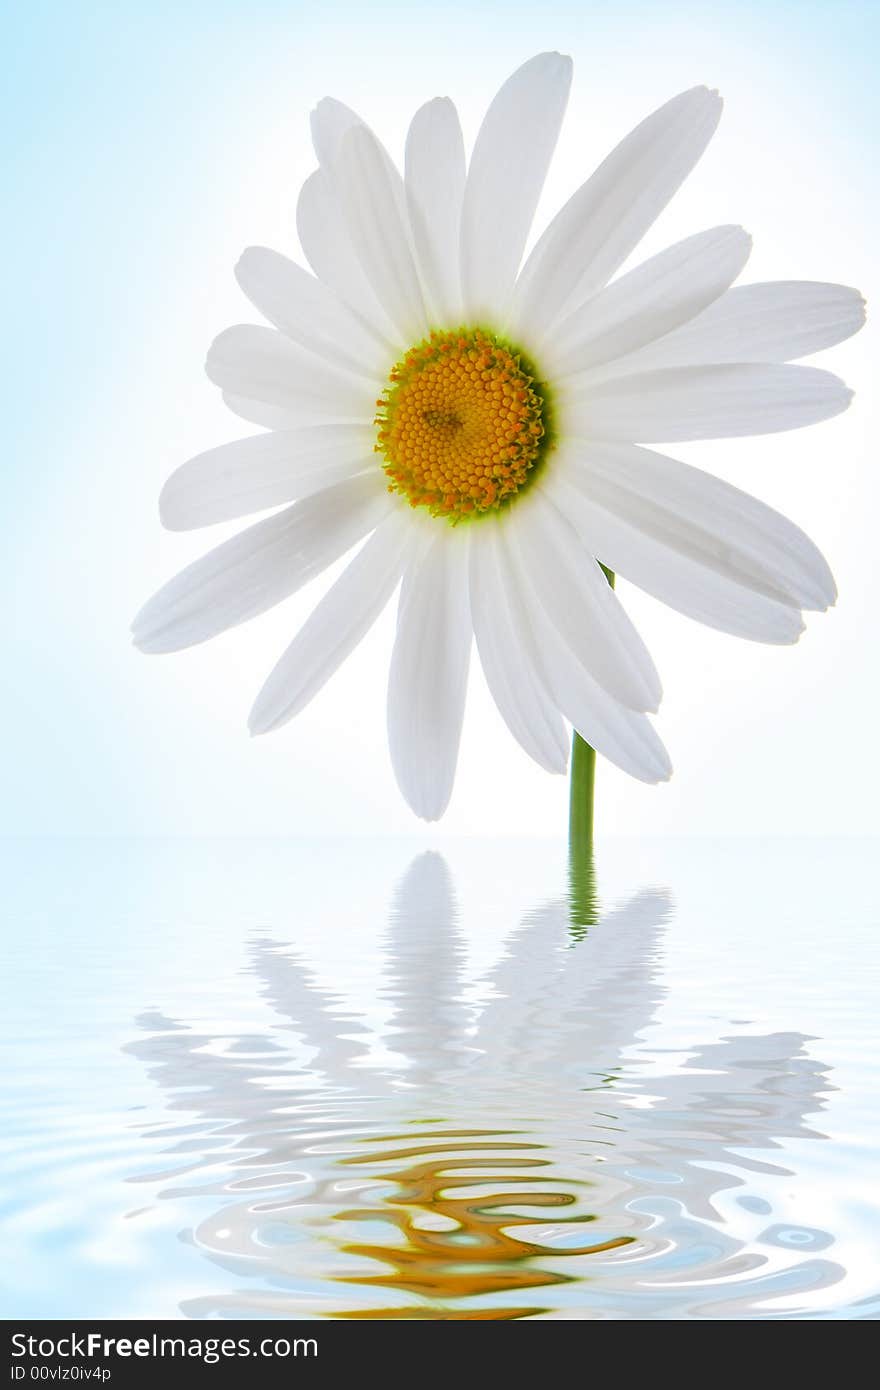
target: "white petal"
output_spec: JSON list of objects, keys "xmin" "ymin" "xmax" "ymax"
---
[
  {"xmin": 510, "ymin": 86, "xmax": 722, "ymax": 339},
  {"xmin": 249, "ymin": 512, "xmax": 415, "ymax": 734},
  {"xmin": 549, "ymin": 444, "xmax": 813, "ymax": 643},
  {"xmin": 503, "ymin": 529, "xmax": 671, "ymax": 783},
  {"xmin": 405, "ymin": 97, "xmax": 466, "ymax": 324},
  {"xmin": 460, "ymin": 52, "xmax": 572, "ymax": 322},
  {"xmin": 221, "ymin": 392, "xmax": 303, "ymax": 431},
  {"xmin": 335, "ymin": 125, "xmax": 428, "ymax": 343},
  {"xmin": 296, "ymin": 169, "xmax": 399, "ymax": 340},
  {"xmin": 305, "ymin": 102, "xmax": 416, "ymax": 391},
  {"xmin": 310, "ymin": 96, "xmax": 406, "ymax": 211},
  {"xmin": 159, "ymin": 425, "xmax": 374, "ymax": 531},
  {"xmin": 469, "ymin": 525, "xmax": 568, "ymax": 773},
  {"xmin": 132, "ymin": 472, "xmax": 391, "ymax": 654},
  {"xmin": 508, "ymin": 489, "xmax": 661, "ymax": 712},
  {"xmin": 579, "ymin": 442, "xmax": 835, "ymax": 608},
  {"xmin": 565, "ymin": 363, "xmax": 853, "ymax": 441},
  {"xmin": 234, "ymin": 247, "xmax": 392, "ymax": 377},
  {"xmin": 586, "ymin": 281, "xmax": 867, "ymax": 380},
  {"xmin": 387, "ymin": 529, "xmax": 471, "ymax": 820},
  {"xmin": 206, "ymin": 325, "xmax": 376, "ymax": 424},
  {"xmin": 310, "ymin": 97, "xmax": 365, "ymax": 169},
  {"xmin": 554, "ymin": 492, "xmax": 804, "ymax": 643},
  {"xmin": 546, "ymin": 226, "xmax": 752, "ymax": 376}
]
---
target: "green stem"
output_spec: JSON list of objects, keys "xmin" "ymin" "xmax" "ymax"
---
[
  {"xmin": 568, "ymin": 566, "xmax": 615, "ymax": 849},
  {"xmin": 569, "ymin": 732, "xmax": 597, "ymax": 846}
]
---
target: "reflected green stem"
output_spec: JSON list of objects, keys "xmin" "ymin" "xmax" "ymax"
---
[{"xmin": 567, "ymin": 837, "xmax": 598, "ymax": 941}]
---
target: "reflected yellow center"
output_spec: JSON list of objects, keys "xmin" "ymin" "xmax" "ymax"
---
[{"xmin": 375, "ymin": 329, "xmax": 551, "ymax": 520}]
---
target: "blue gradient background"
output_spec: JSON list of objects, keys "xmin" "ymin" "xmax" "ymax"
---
[{"xmin": 4, "ymin": 0, "xmax": 877, "ymax": 836}]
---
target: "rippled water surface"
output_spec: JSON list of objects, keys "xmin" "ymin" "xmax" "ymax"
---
[{"xmin": 2, "ymin": 837, "xmax": 878, "ymax": 1320}]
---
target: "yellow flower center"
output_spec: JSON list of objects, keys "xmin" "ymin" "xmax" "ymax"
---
[{"xmin": 375, "ymin": 329, "xmax": 551, "ymax": 520}]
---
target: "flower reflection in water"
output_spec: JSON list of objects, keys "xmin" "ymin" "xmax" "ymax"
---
[{"xmin": 126, "ymin": 852, "xmax": 840, "ymax": 1319}]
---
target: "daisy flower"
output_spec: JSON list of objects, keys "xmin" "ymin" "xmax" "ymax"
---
[{"xmin": 133, "ymin": 53, "xmax": 864, "ymax": 821}]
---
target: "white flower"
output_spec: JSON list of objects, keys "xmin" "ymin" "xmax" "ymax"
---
[{"xmin": 133, "ymin": 53, "xmax": 864, "ymax": 820}]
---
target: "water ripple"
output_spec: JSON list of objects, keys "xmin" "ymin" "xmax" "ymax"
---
[{"xmin": 112, "ymin": 850, "xmax": 851, "ymax": 1319}]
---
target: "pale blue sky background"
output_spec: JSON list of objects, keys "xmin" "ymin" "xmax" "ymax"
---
[{"xmin": 3, "ymin": 0, "xmax": 878, "ymax": 836}]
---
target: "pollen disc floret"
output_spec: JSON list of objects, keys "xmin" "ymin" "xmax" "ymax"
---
[{"xmin": 375, "ymin": 329, "xmax": 552, "ymax": 520}]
